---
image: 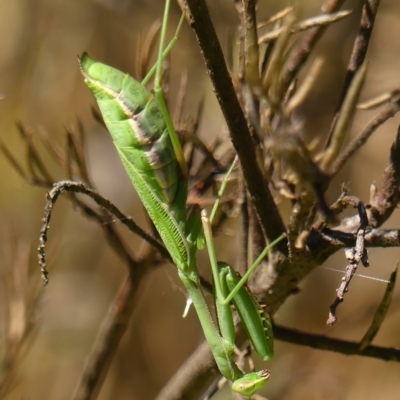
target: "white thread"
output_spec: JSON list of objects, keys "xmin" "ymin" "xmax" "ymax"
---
[{"xmin": 323, "ymin": 266, "xmax": 390, "ymax": 283}]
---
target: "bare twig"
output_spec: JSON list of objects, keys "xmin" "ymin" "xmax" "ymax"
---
[
  {"xmin": 179, "ymin": 128, "xmax": 221, "ymax": 169},
  {"xmin": 358, "ymin": 89, "xmax": 400, "ymax": 110},
  {"xmin": 325, "ymin": 0, "xmax": 381, "ymax": 148},
  {"xmin": 38, "ymin": 180, "xmax": 170, "ymax": 285},
  {"xmin": 173, "ymin": 70, "xmax": 188, "ymax": 127},
  {"xmin": 66, "ymin": 125, "xmax": 90, "ymax": 184},
  {"xmin": 236, "ymin": 0, "xmax": 261, "ymax": 92},
  {"xmin": 285, "ymin": 58, "xmax": 324, "ymax": 115},
  {"xmin": 258, "ymin": 10, "xmax": 351, "ymax": 44},
  {"xmin": 327, "ymin": 199, "xmax": 369, "ymax": 325},
  {"xmin": 359, "ymin": 267, "xmax": 397, "ymax": 350},
  {"xmin": 37, "ymin": 126, "xmax": 65, "ymax": 165},
  {"xmin": 330, "ymin": 97, "xmax": 400, "ymax": 176},
  {"xmin": 258, "ymin": 6, "xmax": 294, "ymax": 27},
  {"xmin": 138, "ymin": 20, "xmax": 162, "ymax": 81},
  {"xmin": 72, "ymin": 270, "xmax": 150, "ymax": 400},
  {"xmin": 282, "ymin": 0, "xmax": 346, "ymax": 90},
  {"xmin": 320, "ymin": 63, "xmax": 368, "ymax": 171},
  {"xmin": 0, "ymin": 140, "xmax": 28, "ymax": 181},
  {"xmin": 261, "ymin": 11, "xmax": 296, "ymax": 108},
  {"xmin": 17, "ymin": 123, "xmax": 54, "ymax": 185},
  {"xmin": 368, "ymin": 124, "xmax": 400, "ymax": 226},
  {"xmin": 273, "ymin": 324, "xmax": 400, "ymax": 361},
  {"xmin": 155, "ymin": 340, "xmax": 220, "ymax": 400},
  {"xmin": 0, "ymin": 233, "xmax": 41, "ymax": 397}
]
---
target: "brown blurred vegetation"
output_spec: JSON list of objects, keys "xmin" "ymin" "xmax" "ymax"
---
[{"xmin": 1, "ymin": 0, "xmax": 400, "ymax": 399}]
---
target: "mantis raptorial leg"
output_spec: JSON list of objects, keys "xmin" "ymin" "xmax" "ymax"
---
[{"xmin": 79, "ymin": 0, "xmax": 285, "ymax": 396}]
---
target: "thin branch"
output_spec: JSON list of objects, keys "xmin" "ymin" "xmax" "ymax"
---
[
  {"xmin": 306, "ymin": 228, "xmax": 400, "ymax": 267},
  {"xmin": 17, "ymin": 123, "xmax": 54, "ymax": 185},
  {"xmin": 330, "ymin": 97, "xmax": 400, "ymax": 176},
  {"xmin": 282, "ymin": 0, "xmax": 346, "ymax": 90},
  {"xmin": 285, "ymin": 58, "xmax": 324, "ymax": 115},
  {"xmin": 38, "ymin": 180, "xmax": 170, "ymax": 284},
  {"xmin": 179, "ymin": 128, "xmax": 221, "ymax": 169},
  {"xmin": 173, "ymin": 70, "xmax": 188, "ymax": 127},
  {"xmin": 325, "ymin": 0, "xmax": 381, "ymax": 149},
  {"xmin": 368, "ymin": 124, "xmax": 400, "ymax": 226},
  {"xmin": 66, "ymin": 124, "xmax": 90, "ymax": 184},
  {"xmin": 76, "ymin": 119, "xmax": 89, "ymax": 180},
  {"xmin": 139, "ymin": 20, "xmax": 162, "ymax": 81},
  {"xmin": 327, "ymin": 199, "xmax": 369, "ymax": 325},
  {"xmin": 72, "ymin": 273, "xmax": 148, "ymax": 400},
  {"xmin": 155, "ymin": 340, "xmax": 219, "ymax": 400},
  {"xmin": 258, "ymin": 10, "xmax": 351, "ymax": 44},
  {"xmin": 359, "ymin": 267, "xmax": 397, "ymax": 350},
  {"xmin": 320, "ymin": 63, "xmax": 368, "ymax": 171},
  {"xmin": 37, "ymin": 126, "xmax": 65, "ymax": 165},
  {"xmin": 273, "ymin": 324, "xmax": 400, "ymax": 362},
  {"xmin": 0, "ymin": 140, "xmax": 28, "ymax": 181},
  {"xmin": 237, "ymin": 0, "xmax": 261, "ymax": 92}
]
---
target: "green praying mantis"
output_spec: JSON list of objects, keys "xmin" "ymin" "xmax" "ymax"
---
[{"xmin": 79, "ymin": 0, "xmax": 285, "ymax": 397}]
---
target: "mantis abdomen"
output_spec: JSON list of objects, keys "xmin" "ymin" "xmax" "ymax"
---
[{"xmin": 79, "ymin": 53, "xmax": 189, "ymax": 269}]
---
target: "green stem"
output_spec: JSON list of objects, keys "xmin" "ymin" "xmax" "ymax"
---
[
  {"xmin": 141, "ymin": 13, "xmax": 185, "ymax": 86},
  {"xmin": 210, "ymin": 156, "xmax": 238, "ymax": 224},
  {"xmin": 153, "ymin": 0, "xmax": 188, "ymax": 177}
]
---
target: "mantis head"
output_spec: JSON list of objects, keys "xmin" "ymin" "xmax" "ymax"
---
[{"xmin": 232, "ymin": 369, "xmax": 271, "ymax": 397}]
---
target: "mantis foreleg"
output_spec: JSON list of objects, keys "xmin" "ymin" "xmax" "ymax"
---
[{"xmin": 201, "ymin": 209, "xmax": 276, "ymax": 396}]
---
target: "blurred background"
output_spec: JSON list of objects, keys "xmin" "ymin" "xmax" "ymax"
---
[{"xmin": 1, "ymin": 0, "xmax": 400, "ymax": 399}]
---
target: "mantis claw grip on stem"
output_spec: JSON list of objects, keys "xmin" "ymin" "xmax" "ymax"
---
[{"xmin": 79, "ymin": 0, "xmax": 285, "ymax": 396}]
